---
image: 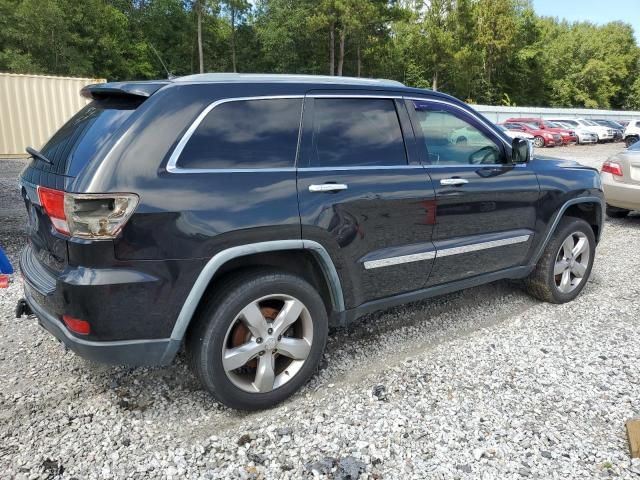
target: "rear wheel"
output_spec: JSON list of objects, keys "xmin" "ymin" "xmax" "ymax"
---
[
  {"xmin": 533, "ymin": 136, "xmax": 545, "ymax": 148},
  {"xmin": 606, "ymin": 205, "xmax": 630, "ymax": 218},
  {"xmin": 524, "ymin": 217, "xmax": 595, "ymax": 303},
  {"xmin": 187, "ymin": 269, "xmax": 328, "ymax": 410}
]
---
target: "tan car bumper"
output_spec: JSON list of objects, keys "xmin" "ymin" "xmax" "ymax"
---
[{"xmin": 602, "ymin": 172, "xmax": 640, "ymax": 211}]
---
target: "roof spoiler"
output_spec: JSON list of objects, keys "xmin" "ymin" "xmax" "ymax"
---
[{"xmin": 80, "ymin": 81, "xmax": 170, "ymax": 100}]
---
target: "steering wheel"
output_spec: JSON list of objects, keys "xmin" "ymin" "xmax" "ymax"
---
[{"xmin": 469, "ymin": 146, "xmax": 498, "ymax": 165}]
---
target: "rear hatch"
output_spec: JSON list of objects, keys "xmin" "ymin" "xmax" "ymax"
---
[{"xmin": 20, "ymin": 82, "xmax": 167, "ymax": 276}]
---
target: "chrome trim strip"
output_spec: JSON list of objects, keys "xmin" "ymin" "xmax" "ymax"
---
[
  {"xmin": 168, "ymin": 240, "xmax": 345, "ymax": 342},
  {"xmin": 166, "ymin": 95, "xmax": 305, "ymax": 174},
  {"xmin": 436, "ymin": 235, "xmax": 531, "ymax": 258},
  {"xmin": 364, "ymin": 251, "xmax": 435, "ymax": 269},
  {"xmin": 299, "ymin": 165, "xmax": 424, "ymax": 171}
]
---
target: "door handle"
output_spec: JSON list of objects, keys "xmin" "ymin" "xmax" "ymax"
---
[
  {"xmin": 440, "ymin": 178, "xmax": 469, "ymax": 186},
  {"xmin": 308, "ymin": 183, "xmax": 348, "ymax": 193}
]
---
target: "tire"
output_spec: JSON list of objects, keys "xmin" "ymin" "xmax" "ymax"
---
[
  {"xmin": 524, "ymin": 217, "xmax": 595, "ymax": 304},
  {"xmin": 187, "ymin": 269, "xmax": 328, "ymax": 410},
  {"xmin": 625, "ymin": 136, "xmax": 639, "ymax": 148},
  {"xmin": 533, "ymin": 136, "xmax": 545, "ymax": 148},
  {"xmin": 606, "ymin": 205, "xmax": 630, "ymax": 218}
]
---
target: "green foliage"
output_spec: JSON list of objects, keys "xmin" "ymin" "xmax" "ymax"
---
[{"xmin": 0, "ymin": 0, "xmax": 638, "ymax": 110}]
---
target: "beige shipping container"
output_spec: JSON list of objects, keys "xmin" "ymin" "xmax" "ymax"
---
[{"xmin": 0, "ymin": 73, "xmax": 106, "ymax": 158}]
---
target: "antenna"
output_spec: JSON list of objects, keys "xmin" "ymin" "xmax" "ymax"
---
[{"xmin": 148, "ymin": 42, "xmax": 173, "ymax": 79}]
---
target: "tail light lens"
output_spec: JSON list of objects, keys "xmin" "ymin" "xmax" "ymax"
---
[
  {"xmin": 37, "ymin": 187, "xmax": 138, "ymax": 239},
  {"xmin": 601, "ymin": 161, "xmax": 623, "ymax": 177},
  {"xmin": 62, "ymin": 315, "xmax": 91, "ymax": 335}
]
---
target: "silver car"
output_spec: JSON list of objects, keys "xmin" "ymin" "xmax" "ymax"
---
[{"xmin": 601, "ymin": 141, "xmax": 640, "ymax": 217}]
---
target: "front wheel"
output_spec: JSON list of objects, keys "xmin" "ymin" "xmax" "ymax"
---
[
  {"xmin": 626, "ymin": 136, "xmax": 639, "ymax": 148},
  {"xmin": 187, "ymin": 269, "xmax": 328, "ymax": 410},
  {"xmin": 524, "ymin": 217, "xmax": 595, "ymax": 303},
  {"xmin": 533, "ymin": 136, "xmax": 545, "ymax": 148}
]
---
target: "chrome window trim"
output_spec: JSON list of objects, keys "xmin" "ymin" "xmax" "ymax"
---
[
  {"xmin": 363, "ymin": 234, "xmax": 531, "ymax": 269},
  {"xmin": 166, "ymin": 95, "xmax": 305, "ymax": 174},
  {"xmin": 364, "ymin": 251, "xmax": 435, "ymax": 269}
]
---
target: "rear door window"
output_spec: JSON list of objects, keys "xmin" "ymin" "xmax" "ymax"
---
[
  {"xmin": 37, "ymin": 97, "xmax": 142, "ymax": 177},
  {"xmin": 310, "ymin": 98, "xmax": 407, "ymax": 167},
  {"xmin": 177, "ymin": 98, "xmax": 302, "ymax": 170}
]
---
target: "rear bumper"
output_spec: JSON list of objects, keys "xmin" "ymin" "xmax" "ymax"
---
[
  {"xmin": 601, "ymin": 173, "xmax": 640, "ymax": 211},
  {"xmin": 19, "ymin": 244, "xmax": 189, "ymax": 366},
  {"xmin": 24, "ymin": 285, "xmax": 173, "ymax": 365}
]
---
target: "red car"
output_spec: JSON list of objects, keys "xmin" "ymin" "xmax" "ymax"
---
[
  {"xmin": 501, "ymin": 121, "xmax": 563, "ymax": 148},
  {"xmin": 505, "ymin": 117, "xmax": 578, "ymax": 146}
]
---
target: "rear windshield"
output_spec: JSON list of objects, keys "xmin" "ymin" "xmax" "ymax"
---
[{"xmin": 38, "ymin": 97, "xmax": 142, "ymax": 177}]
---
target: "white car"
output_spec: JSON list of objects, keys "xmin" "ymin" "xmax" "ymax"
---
[
  {"xmin": 547, "ymin": 119, "xmax": 599, "ymax": 144},
  {"xmin": 497, "ymin": 124, "xmax": 535, "ymax": 141},
  {"xmin": 623, "ymin": 119, "xmax": 640, "ymax": 147}
]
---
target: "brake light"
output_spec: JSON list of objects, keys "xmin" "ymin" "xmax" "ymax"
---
[
  {"xmin": 37, "ymin": 186, "xmax": 69, "ymax": 235},
  {"xmin": 602, "ymin": 161, "xmax": 623, "ymax": 177},
  {"xmin": 37, "ymin": 187, "xmax": 138, "ymax": 239},
  {"xmin": 62, "ymin": 315, "xmax": 90, "ymax": 335}
]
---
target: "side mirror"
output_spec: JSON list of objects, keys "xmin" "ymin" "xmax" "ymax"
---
[{"xmin": 512, "ymin": 137, "xmax": 531, "ymax": 164}]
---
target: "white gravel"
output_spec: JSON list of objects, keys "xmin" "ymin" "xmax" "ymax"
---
[{"xmin": 1, "ymin": 144, "xmax": 640, "ymax": 479}]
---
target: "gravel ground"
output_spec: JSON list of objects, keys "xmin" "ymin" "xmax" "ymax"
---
[{"xmin": 1, "ymin": 144, "xmax": 640, "ymax": 479}]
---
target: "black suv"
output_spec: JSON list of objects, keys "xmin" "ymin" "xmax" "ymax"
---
[{"xmin": 18, "ymin": 74, "xmax": 604, "ymax": 410}]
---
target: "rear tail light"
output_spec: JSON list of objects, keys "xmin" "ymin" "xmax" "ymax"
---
[
  {"xmin": 37, "ymin": 187, "xmax": 138, "ymax": 239},
  {"xmin": 62, "ymin": 315, "xmax": 91, "ymax": 335},
  {"xmin": 601, "ymin": 161, "xmax": 623, "ymax": 177}
]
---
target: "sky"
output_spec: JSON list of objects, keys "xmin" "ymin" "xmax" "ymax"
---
[{"xmin": 533, "ymin": 0, "xmax": 640, "ymax": 43}]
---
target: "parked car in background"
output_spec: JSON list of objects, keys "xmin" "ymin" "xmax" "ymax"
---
[
  {"xmin": 592, "ymin": 119, "xmax": 624, "ymax": 141},
  {"xmin": 16, "ymin": 73, "xmax": 604, "ymax": 410},
  {"xmin": 497, "ymin": 124, "xmax": 535, "ymax": 141},
  {"xmin": 601, "ymin": 139, "xmax": 640, "ymax": 217},
  {"xmin": 623, "ymin": 119, "xmax": 640, "ymax": 147},
  {"xmin": 504, "ymin": 117, "xmax": 577, "ymax": 145},
  {"xmin": 546, "ymin": 119, "xmax": 599, "ymax": 145},
  {"xmin": 574, "ymin": 119, "xmax": 615, "ymax": 142},
  {"xmin": 501, "ymin": 122, "xmax": 562, "ymax": 148}
]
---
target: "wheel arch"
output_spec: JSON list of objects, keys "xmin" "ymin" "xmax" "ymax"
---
[
  {"xmin": 159, "ymin": 240, "xmax": 344, "ymax": 363},
  {"xmin": 529, "ymin": 196, "xmax": 604, "ymax": 267}
]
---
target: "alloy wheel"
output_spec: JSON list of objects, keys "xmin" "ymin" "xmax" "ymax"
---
[
  {"xmin": 554, "ymin": 231, "xmax": 590, "ymax": 294},
  {"xmin": 222, "ymin": 294, "xmax": 313, "ymax": 393}
]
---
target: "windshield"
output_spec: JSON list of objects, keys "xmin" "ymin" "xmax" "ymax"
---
[
  {"xmin": 583, "ymin": 120, "xmax": 599, "ymax": 126},
  {"xmin": 543, "ymin": 121, "xmax": 558, "ymax": 128},
  {"xmin": 523, "ymin": 122, "xmax": 539, "ymax": 129}
]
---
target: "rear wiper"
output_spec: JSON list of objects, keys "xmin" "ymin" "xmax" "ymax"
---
[{"xmin": 26, "ymin": 146, "xmax": 53, "ymax": 165}]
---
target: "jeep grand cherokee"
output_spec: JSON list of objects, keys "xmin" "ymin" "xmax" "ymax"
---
[{"xmin": 18, "ymin": 74, "xmax": 604, "ymax": 410}]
